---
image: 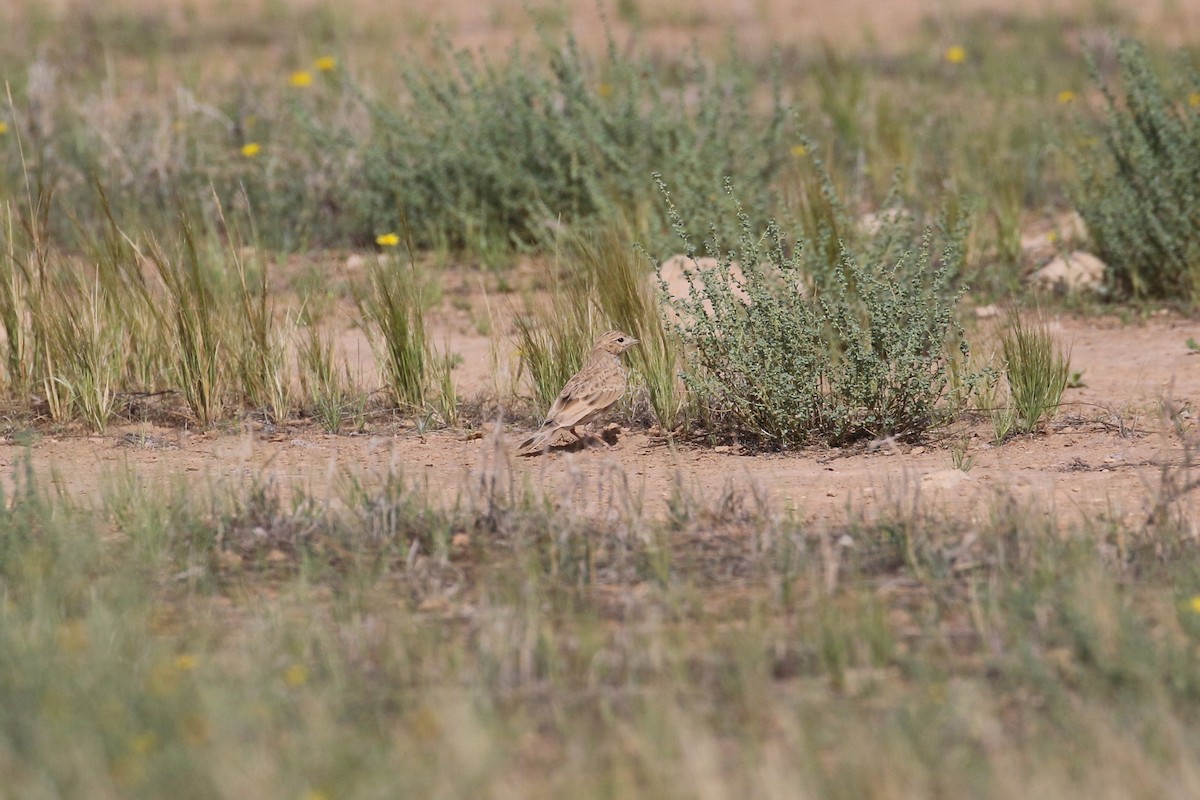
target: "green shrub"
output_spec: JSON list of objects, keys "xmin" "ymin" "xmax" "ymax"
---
[
  {"xmin": 1077, "ymin": 39, "xmax": 1200, "ymax": 301},
  {"xmin": 360, "ymin": 31, "xmax": 790, "ymax": 257},
  {"xmin": 660, "ymin": 175, "xmax": 970, "ymax": 448}
]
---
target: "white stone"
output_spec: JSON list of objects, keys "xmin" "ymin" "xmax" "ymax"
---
[{"xmin": 1028, "ymin": 251, "xmax": 1106, "ymax": 294}]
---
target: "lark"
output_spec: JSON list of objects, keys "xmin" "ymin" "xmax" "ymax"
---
[{"xmin": 518, "ymin": 330, "xmax": 639, "ymax": 455}]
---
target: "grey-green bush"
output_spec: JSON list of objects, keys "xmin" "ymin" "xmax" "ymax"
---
[
  {"xmin": 1077, "ymin": 39, "xmax": 1200, "ymax": 301},
  {"xmin": 661, "ymin": 175, "xmax": 969, "ymax": 448},
  {"xmin": 360, "ymin": 32, "xmax": 790, "ymax": 257}
]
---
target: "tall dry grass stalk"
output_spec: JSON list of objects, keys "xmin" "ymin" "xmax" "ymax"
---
[
  {"xmin": 573, "ymin": 227, "xmax": 686, "ymax": 431},
  {"xmin": 143, "ymin": 221, "xmax": 224, "ymax": 426},
  {"xmin": 355, "ymin": 246, "xmax": 429, "ymax": 413}
]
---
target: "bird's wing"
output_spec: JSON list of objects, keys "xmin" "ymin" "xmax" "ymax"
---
[{"xmin": 545, "ymin": 382, "xmax": 626, "ymax": 429}]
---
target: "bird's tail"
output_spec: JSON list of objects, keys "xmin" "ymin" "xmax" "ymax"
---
[{"xmin": 518, "ymin": 424, "xmax": 557, "ymax": 455}]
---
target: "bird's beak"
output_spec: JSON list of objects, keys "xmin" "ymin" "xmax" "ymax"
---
[{"xmin": 629, "ymin": 337, "xmax": 640, "ymax": 346}]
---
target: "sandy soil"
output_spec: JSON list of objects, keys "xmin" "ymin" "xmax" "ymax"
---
[
  {"xmin": 6, "ymin": 299, "xmax": 1199, "ymax": 529},
  {"xmin": 12, "ymin": 0, "xmax": 1200, "ymax": 51}
]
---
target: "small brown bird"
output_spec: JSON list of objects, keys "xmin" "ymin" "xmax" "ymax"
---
[{"xmin": 519, "ymin": 330, "xmax": 639, "ymax": 455}]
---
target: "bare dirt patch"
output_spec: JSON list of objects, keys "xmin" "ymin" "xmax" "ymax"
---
[{"xmin": 8, "ymin": 298, "xmax": 1199, "ymax": 528}]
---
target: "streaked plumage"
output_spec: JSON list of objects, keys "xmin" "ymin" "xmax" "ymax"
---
[{"xmin": 518, "ymin": 330, "xmax": 639, "ymax": 455}]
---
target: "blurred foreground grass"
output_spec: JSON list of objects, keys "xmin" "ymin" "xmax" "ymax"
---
[{"xmin": 3, "ymin": 447, "xmax": 1200, "ymax": 798}]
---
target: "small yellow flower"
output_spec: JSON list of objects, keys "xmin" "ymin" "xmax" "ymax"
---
[
  {"xmin": 0, "ymin": 121, "xmax": 8, "ymax": 135},
  {"xmin": 790, "ymin": 144, "xmax": 807, "ymax": 157},
  {"xmin": 1189, "ymin": 595, "xmax": 1200, "ymax": 614},
  {"xmin": 1047, "ymin": 231, "xmax": 1059, "ymax": 243},
  {"xmin": 284, "ymin": 663, "xmax": 308, "ymax": 687},
  {"xmin": 597, "ymin": 82, "xmax": 613, "ymax": 98},
  {"xmin": 315, "ymin": 56, "xmax": 337, "ymax": 72},
  {"xmin": 1057, "ymin": 90, "xmax": 1076, "ymax": 104},
  {"xmin": 241, "ymin": 142, "xmax": 261, "ymax": 157},
  {"xmin": 1189, "ymin": 92, "xmax": 1200, "ymax": 108},
  {"xmin": 174, "ymin": 654, "xmax": 197, "ymax": 671},
  {"xmin": 290, "ymin": 70, "xmax": 313, "ymax": 88},
  {"xmin": 376, "ymin": 233, "xmax": 400, "ymax": 247},
  {"xmin": 944, "ymin": 45, "xmax": 966, "ymax": 65}
]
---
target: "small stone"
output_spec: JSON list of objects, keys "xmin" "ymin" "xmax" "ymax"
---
[
  {"xmin": 1028, "ymin": 251, "xmax": 1106, "ymax": 294},
  {"xmin": 922, "ymin": 469, "xmax": 976, "ymax": 490},
  {"xmin": 266, "ymin": 549, "xmax": 289, "ymax": 563},
  {"xmin": 714, "ymin": 445, "xmax": 731, "ymax": 453},
  {"xmin": 974, "ymin": 304, "xmax": 1001, "ymax": 319},
  {"xmin": 451, "ymin": 533, "xmax": 470, "ymax": 549},
  {"xmin": 909, "ymin": 446, "xmax": 926, "ymax": 455}
]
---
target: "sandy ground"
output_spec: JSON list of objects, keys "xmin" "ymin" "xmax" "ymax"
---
[
  {"xmin": 10, "ymin": 0, "xmax": 1200, "ymax": 51},
  {"xmin": 6, "ymin": 305, "xmax": 1199, "ymax": 529}
]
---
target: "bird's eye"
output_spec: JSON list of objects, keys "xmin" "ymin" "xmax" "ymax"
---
[{"xmin": 617, "ymin": 337, "xmax": 625, "ymax": 343}]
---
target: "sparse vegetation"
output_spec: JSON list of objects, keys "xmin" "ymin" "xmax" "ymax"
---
[
  {"xmin": 298, "ymin": 323, "xmax": 358, "ymax": 434},
  {"xmin": 2, "ymin": 3, "xmax": 1200, "ymax": 797}
]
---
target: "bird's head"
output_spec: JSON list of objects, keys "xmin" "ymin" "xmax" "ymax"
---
[{"xmin": 594, "ymin": 330, "xmax": 639, "ymax": 355}]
